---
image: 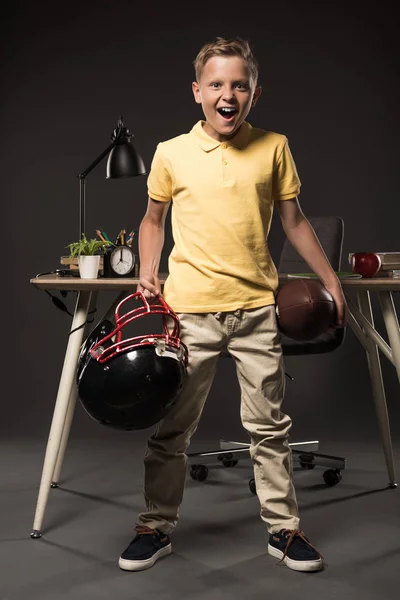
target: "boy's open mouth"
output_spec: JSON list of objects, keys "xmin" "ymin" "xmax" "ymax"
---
[{"xmin": 217, "ymin": 107, "xmax": 238, "ymax": 121}]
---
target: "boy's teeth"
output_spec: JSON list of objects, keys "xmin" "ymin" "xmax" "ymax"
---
[{"xmin": 219, "ymin": 107, "xmax": 236, "ymax": 116}]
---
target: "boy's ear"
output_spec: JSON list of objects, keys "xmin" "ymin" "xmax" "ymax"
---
[
  {"xmin": 251, "ymin": 86, "xmax": 262, "ymax": 107},
  {"xmin": 192, "ymin": 81, "xmax": 202, "ymax": 104}
]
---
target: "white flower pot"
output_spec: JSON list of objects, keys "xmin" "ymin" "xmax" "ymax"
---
[{"xmin": 78, "ymin": 255, "xmax": 101, "ymax": 279}]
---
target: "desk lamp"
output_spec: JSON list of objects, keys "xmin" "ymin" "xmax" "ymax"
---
[{"xmin": 77, "ymin": 116, "xmax": 146, "ymax": 238}]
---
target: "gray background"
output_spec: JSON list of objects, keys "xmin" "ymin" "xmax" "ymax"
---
[{"xmin": 2, "ymin": 0, "xmax": 399, "ymax": 449}]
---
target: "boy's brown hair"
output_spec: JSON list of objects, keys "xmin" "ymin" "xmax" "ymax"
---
[{"xmin": 193, "ymin": 37, "xmax": 259, "ymax": 85}]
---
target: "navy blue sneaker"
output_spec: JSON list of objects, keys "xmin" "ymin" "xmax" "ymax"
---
[
  {"xmin": 119, "ymin": 525, "xmax": 172, "ymax": 571},
  {"xmin": 268, "ymin": 529, "xmax": 324, "ymax": 572}
]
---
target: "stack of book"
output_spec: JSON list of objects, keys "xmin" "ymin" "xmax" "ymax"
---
[{"xmin": 348, "ymin": 252, "xmax": 400, "ymax": 277}]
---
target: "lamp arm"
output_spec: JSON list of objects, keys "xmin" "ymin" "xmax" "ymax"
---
[
  {"xmin": 77, "ymin": 140, "xmax": 117, "ymax": 238},
  {"xmin": 78, "ymin": 140, "xmax": 117, "ymax": 179}
]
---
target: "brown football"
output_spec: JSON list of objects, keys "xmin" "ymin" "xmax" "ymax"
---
[{"xmin": 275, "ymin": 279, "xmax": 336, "ymax": 341}]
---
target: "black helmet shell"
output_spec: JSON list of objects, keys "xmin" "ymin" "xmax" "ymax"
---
[{"xmin": 76, "ymin": 292, "xmax": 188, "ymax": 431}]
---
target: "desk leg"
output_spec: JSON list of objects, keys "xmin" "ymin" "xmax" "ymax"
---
[
  {"xmin": 379, "ymin": 291, "xmax": 400, "ymax": 385},
  {"xmin": 31, "ymin": 291, "xmax": 92, "ymax": 538},
  {"xmin": 357, "ymin": 291, "xmax": 397, "ymax": 487},
  {"xmin": 50, "ymin": 386, "xmax": 78, "ymax": 489},
  {"xmin": 51, "ymin": 292, "xmax": 99, "ymax": 487}
]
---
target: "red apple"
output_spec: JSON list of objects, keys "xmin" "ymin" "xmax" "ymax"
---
[{"xmin": 351, "ymin": 252, "xmax": 381, "ymax": 278}]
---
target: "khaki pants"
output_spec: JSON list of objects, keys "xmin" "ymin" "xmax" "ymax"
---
[{"xmin": 138, "ymin": 305, "xmax": 300, "ymax": 534}]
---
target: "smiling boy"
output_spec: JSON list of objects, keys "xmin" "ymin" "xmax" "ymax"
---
[{"xmin": 118, "ymin": 37, "xmax": 347, "ymax": 574}]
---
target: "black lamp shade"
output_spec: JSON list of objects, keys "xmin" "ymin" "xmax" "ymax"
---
[{"xmin": 106, "ymin": 143, "xmax": 146, "ymax": 179}]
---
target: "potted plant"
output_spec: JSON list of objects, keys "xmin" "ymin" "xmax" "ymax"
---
[{"xmin": 67, "ymin": 234, "xmax": 111, "ymax": 279}]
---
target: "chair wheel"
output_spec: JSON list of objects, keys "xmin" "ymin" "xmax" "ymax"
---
[
  {"xmin": 190, "ymin": 464, "xmax": 209, "ymax": 482},
  {"xmin": 299, "ymin": 454, "xmax": 316, "ymax": 470},
  {"xmin": 217, "ymin": 453, "xmax": 238, "ymax": 468},
  {"xmin": 300, "ymin": 462, "xmax": 316, "ymax": 470},
  {"xmin": 323, "ymin": 469, "xmax": 342, "ymax": 486},
  {"xmin": 249, "ymin": 478, "xmax": 257, "ymax": 495},
  {"xmin": 221, "ymin": 458, "xmax": 238, "ymax": 468}
]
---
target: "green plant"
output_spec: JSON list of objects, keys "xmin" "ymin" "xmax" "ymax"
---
[{"xmin": 67, "ymin": 233, "xmax": 111, "ymax": 258}]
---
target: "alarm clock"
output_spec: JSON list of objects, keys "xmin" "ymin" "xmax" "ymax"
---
[{"xmin": 103, "ymin": 245, "xmax": 136, "ymax": 278}]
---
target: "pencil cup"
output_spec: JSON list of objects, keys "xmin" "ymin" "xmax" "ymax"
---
[{"xmin": 78, "ymin": 255, "xmax": 101, "ymax": 279}]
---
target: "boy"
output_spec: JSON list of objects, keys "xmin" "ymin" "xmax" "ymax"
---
[{"xmin": 119, "ymin": 37, "xmax": 347, "ymax": 573}]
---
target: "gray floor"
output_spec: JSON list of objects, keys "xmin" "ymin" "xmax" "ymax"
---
[{"xmin": 1, "ymin": 431, "xmax": 399, "ymax": 600}]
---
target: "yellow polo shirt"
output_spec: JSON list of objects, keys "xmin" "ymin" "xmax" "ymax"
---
[{"xmin": 147, "ymin": 120, "xmax": 301, "ymax": 312}]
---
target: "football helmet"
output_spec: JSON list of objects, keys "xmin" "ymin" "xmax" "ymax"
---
[{"xmin": 77, "ymin": 291, "xmax": 188, "ymax": 430}]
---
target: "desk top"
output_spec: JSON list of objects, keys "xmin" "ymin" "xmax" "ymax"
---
[
  {"xmin": 30, "ymin": 274, "xmax": 400, "ymax": 292},
  {"xmin": 30, "ymin": 275, "xmax": 145, "ymax": 291}
]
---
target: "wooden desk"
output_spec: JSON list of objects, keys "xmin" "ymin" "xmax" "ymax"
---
[{"xmin": 29, "ymin": 274, "xmax": 399, "ymax": 538}]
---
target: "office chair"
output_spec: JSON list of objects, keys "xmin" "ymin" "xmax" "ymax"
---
[{"xmin": 187, "ymin": 216, "xmax": 347, "ymax": 491}]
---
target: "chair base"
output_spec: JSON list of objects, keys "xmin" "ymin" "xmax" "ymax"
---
[{"xmin": 187, "ymin": 439, "xmax": 346, "ymax": 488}]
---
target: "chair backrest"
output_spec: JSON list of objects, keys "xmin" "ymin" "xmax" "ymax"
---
[
  {"xmin": 278, "ymin": 216, "xmax": 346, "ymax": 355},
  {"xmin": 278, "ymin": 216, "xmax": 344, "ymax": 273}
]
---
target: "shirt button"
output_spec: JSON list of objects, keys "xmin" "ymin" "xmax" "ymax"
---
[
  {"xmin": 223, "ymin": 160, "xmax": 228, "ymax": 165},
  {"xmin": 221, "ymin": 143, "xmax": 227, "ymax": 149}
]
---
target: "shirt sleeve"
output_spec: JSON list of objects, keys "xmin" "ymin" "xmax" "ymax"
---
[
  {"xmin": 272, "ymin": 138, "xmax": 301, "ymax": 201},
  {"xmin": 147, "ymin": 143, "xmax": 173, "ymax": 202}
]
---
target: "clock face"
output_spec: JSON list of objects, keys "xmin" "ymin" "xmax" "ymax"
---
[{"xmin": 110, "ymin": 246, "xmax": 135, "ymax": 275}]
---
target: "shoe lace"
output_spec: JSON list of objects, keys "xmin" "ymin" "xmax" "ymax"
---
[{"xmin": 278, "ymin": 529, "xmax": 324, "ymax": 564}]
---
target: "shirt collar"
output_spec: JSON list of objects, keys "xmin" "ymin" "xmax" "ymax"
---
[{"xmin": 191, "ymin": 120, "xmax": 252, "ymax": 152}]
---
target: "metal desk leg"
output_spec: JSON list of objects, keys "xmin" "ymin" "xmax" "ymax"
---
[
  {"xmin": 357, "ymin": 291, "xmax": 396, "ymax": 487},
  {"xmin": 30, "ymin": 291, "xmax": 92, "ymax": 538},
  {"xmin": 50, "ymin": 292, "xmax": 99, "ymax": 488}
]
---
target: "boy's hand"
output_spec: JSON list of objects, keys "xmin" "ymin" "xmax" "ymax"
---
[
  {"xmin": 137, "ymin": 273, "xmax": 161, "ymax": 300},
  {"xmin": 324, "ymin": 280, "xmax": 348, "ymax": 328}
]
